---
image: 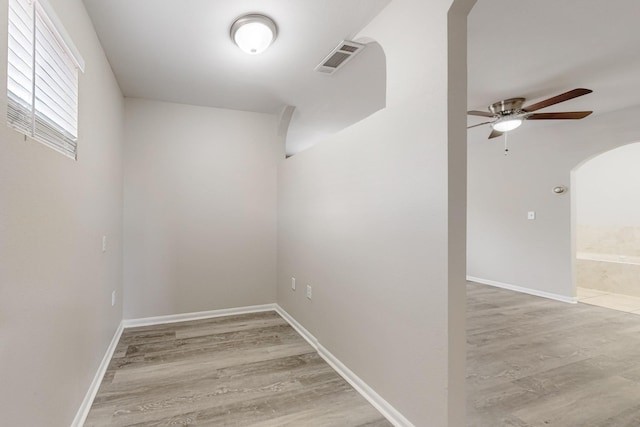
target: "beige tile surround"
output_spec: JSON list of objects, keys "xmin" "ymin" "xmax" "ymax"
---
[{"xmin": 576, "ymin": 225, "xmax": 640, "ymax": 301}]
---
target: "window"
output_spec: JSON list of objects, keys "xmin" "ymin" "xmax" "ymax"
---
[{"xmin": 7, "ymin": 0, "xmax": 84, "ymax": 159}]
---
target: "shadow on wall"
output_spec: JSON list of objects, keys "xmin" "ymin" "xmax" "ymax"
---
[
  {"xmin": 573, "ymin": 142, "xmax": 640, "ymax": 297},
  {"xmin": 285, "ymin": 41, "xmax": 386, "ymax": 156}
]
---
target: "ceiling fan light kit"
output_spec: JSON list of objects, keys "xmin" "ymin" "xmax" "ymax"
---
[
  {"xmin": 492, "ymin": 117, "xmax": 522, "ymax": 132},
  {"xmin": 467, "ymin": 88, "xmax": 594, "ymax": 139},
  {"xmin": 231, "ymin": 14, "xmax": 277, "ymax": 55}
]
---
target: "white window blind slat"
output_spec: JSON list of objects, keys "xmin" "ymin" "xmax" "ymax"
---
[
  {"xmin": 7, "ymin": 48, "xmax": 32, "ymax": 77},
  {"xmin": 35, "ymin": 59, "xmax": 76, "ymax": 108},
  {"xmin": 8, "ymin": 21, "xmax": 32, "ymax": 46},
  {"xmin": 7, "ymin": 0, "xmax": 83, "ymax": 159},
  {"xmin": 7, "ymin": 65, "xmax": 32, "ymax": 88},
  {"xmin": 35, "ymin": 92, "xmax": 76, "ymax": 131},
  {"xmin": 34, "ymin": 116, "xmax": 76, "ymax": 157},
  {"xmin": 7, "ymin": 0, "xmax": 33, "ymax": 137},
  {"xmin": 35, "ymin": 20, "xmax": 76, "ymax": 82},
  {"xmin": 35, "ymin": 61, "xmax": 76, "ymax": 112},
  {"xmin": 9, "ymin": 2, "xmax": 32, "ymax": 33},
  {"xmin": 7, "ymin": 78, "xmax": 32, "ymax": 101},
  {"xmin": 36, "ymin": 50, "xmax": 76, "ymax": 95},
  {"xmin": 35, "ymin": 0, "xmax": 84, "ymax": 72},
  {"xmin": 34, "ymin": 1, "xmax": 78, "ymax": 146},
  {"xmin": 7, "ymin": 96, "xmax": 32, "ymax": 136}
]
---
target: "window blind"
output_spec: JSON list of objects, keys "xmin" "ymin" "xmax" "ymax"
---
[
  {"xmin": 7, "ymin": 0, "xmax": 34, "ymax": 137},
  {"xmin": 7, "ymin": 0, "xmax": 84, "ymax": 159}
]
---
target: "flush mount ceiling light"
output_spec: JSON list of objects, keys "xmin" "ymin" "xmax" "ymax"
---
[
  {"xmin": 230, "ymin": 14, "xmax": 277, "ymax": 55},
  {"xmin": 491, "ymin": 117, "xmax": 523, "ymax": 132}
]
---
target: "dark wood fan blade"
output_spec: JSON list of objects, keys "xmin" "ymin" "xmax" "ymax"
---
[
  {"xmin": 523, "ymin": 88, "xmax": 592, "ymax": 112},
  {"xmin": 468, "ymin": 110, "xmax": 494, "ymax": 117},
  {"xmin": 467, "ymin": 121, "xmax": 493, "ymax": 129},
  {"xmin": 526, "ymin": 111, "xmax": 593, "ymax": 120},
  {"xmin": 489, "ymin": 129, "xmax": 503, "ymax": 139}
]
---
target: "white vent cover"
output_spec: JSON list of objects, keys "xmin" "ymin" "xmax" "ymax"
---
[{"xmin": 314, "ymin": 40, "xmax": 365, "ymax": 74}]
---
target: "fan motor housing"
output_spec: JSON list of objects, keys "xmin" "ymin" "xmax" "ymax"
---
[{"xmin": 489, "ymin": 97, "xmax": 525, "ymax": 116}]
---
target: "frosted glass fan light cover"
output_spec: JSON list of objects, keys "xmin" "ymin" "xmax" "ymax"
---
[
  {"xmin": 492, "ymin": 118, "xmax": 522, "ymax": 132},
  {"xmin": 231, "ymin": 15, "xmax": 277, "ymax": 55}
]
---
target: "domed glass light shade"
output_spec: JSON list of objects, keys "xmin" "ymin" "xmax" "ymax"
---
[{"xmin": 231, "ymin": 14, "xmax": 277, "ymax": 55}]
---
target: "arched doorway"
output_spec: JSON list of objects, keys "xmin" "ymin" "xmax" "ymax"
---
[{"xmin": 573, "ymin": 142, "xmax": 640, "ymax": 312}]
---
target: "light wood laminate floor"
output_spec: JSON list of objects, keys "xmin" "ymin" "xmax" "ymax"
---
[
  {"xmin": 85, "ymin": 311, "xmax": 391, "ymax": 426},
  {"xmin": 467, "ymin": 281, "xmax": 640, "ymax": 427}
]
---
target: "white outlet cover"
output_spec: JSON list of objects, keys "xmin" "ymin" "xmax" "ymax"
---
[
  {"xmin": 527, "ymin": 211, "xmax": 536, "ymax": 220},
  {"xmin": 111, "ymin": 290, "xmax": 116, "ymax": 306},
  {"xmin": 306, "ymin": 285, "xmax": 312, "ymax": 299},
  {"xmin": 291, "ymin": 277, "xmax": 296, "ymax": 290},
  {"xmin": 102, "ymin": 235, "xmax": 107, "ymax": 252}
]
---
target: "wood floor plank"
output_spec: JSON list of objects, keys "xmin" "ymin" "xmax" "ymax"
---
[
  {"xmin": 85, "ymin": 311, "xmax": 391, "ymax": 426},
  {"xmin": 468, "ymin": 281, "xmax": 640, "ymax": 426},
  {"xmin": 92, "ymin": 356, "xmax": 336, "ymax": 424}
]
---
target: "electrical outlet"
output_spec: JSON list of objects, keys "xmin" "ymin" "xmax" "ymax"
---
[
  {"xmin": 111, "ymin": 290, "xmax": 116, "ymax": 307},
  {"xmin": 291, "ymin": 277, "xmax": 296, "ymax": 291},
  {"xmin": 102, "ymin": 235, "xmax": 108, "ymax": 252},
  {"xmin": 306, "ymin": 285, "xmax": 312, "ymax": 300}
]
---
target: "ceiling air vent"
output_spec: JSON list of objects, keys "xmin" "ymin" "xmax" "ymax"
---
[{"xmin": 314, "ymin": 40, "xmax": 365, "ymax": 75}]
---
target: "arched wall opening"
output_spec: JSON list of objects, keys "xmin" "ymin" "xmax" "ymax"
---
[
  {"xmin": 571, "ymin": 142, "xmax": 640, "ymax": 305},
  {"xmin": 284, "ymin": 40, "xmax": 387, "ymax": 156},
  {"xmin": 466, "ymin": 0, "xmax": 640, "ymax": 304}
]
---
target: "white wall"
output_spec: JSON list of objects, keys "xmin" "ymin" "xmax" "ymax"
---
[
  {"xmin": 277, "ymin": 0, "xmax": 472, "ymax": 425},
  {"xmin": 576, "ymin": 142, "xmax": 640, "ymax": 228},
  {"xmin": 123, "ymin": 98, "xmax": 281, "ymax": 319},
  {"xmin": 0, "ymin": 0, "xmax": 125, "ymax": 424},
  {"xmin": 468, "ymin": 107, "xmax": 640, "ymax": 298}
]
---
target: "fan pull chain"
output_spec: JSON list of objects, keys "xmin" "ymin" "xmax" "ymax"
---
[{"xmin": 504, "ymin": 132, "xmax": 509, "ymax": 156}]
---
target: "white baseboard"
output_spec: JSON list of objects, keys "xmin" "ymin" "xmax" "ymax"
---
[
  {"xmin": 71, "ymin": 320, "xmax": 124, "ymax": 427},
  {"xmin": 75, "ymin": 304, "xmax": 411, "ymax": 427},
  {"xmin": 275, "ymin": 305, "xmax": 414, "ymax": 427},
  {"xmin": 467, "ymin": 276, "xmax": 577, "ymax": 304},
  {"xmin": 273, "ymin": 305, "xmax": 319, "ymax": 350},
  {"xmin": 122, "ymin": 303, "xmax": 278, "ymax": 328}
]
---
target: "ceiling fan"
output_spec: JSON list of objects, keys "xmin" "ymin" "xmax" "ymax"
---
[{"xmin": 468, "ymin": 88, "xmax": 593, "ymax": 139}]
